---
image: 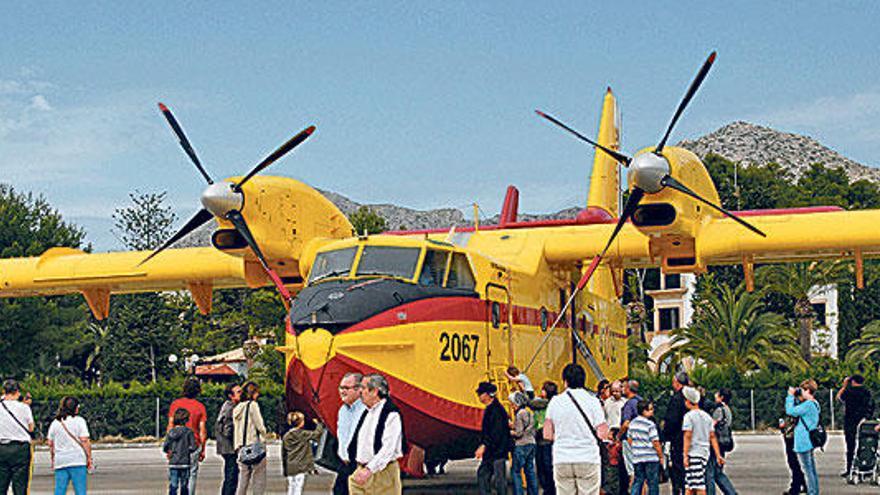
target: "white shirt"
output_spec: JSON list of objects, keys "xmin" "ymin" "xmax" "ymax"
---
[
  {"xmin": 604, "ymin": 396, "xmax": 626, "ymax": 429},
  {"xmin": 516, "ymin": 373, "xmax": 534, "ymax": 393},
  {"xmin": 47, "ymin": 416, "xmax": 90, "ymax": 469},
  {"xmin": 0, "ymin": 399, "xmax": 33, "ymax": 443},
  {"xmin": 337, "ymin": 399, "xmax": 366, "ymax": 460},
  {"xmin": 546, "ymin": 388, "xmax": 607, "ymax": 464},
  {"xmin": 354, "ymin": 399, "xmax": 403, "ymax": 473}
]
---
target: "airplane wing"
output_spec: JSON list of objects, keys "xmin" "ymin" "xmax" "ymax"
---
[{"xmin": 0, "ymin": 246, "xmax": 288, "ymax": 319}]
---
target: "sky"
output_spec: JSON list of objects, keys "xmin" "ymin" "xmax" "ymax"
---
[{"xmin": 2, "ymin": 1, "xmax": 879, "ymax": 251}]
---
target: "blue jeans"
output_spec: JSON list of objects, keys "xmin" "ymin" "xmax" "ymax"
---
[
  {"xmin": 796, "ymin": 450, "xmax": 819, "ymax": 495},
  {"xmin": 54, "ymin": 465, "xmax": 87, "ymax": 495},
  {"xmin": 630, "ymin": 461, "xmax": 659, "ymax": 495},
  {"xmin": 169, "ymin": 467, "xmax": 190, "ymax": 495},
  {"xmin": 706, "ymin": 455, "xmax": 737, "ymax": 495},
  {"xmin": 511, "ymin": 444, "xmax": 538, "ymax": 495}
]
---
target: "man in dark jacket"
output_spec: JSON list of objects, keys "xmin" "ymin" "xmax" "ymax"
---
[
  {"xmin": 837, "ymin": 374, "xmax": 874, "ymax": 476},
  {"xmin": 662, "ymin": 371, "xmax": 689, "ymax": 495},
  {"xmin": 215, "ymin": 383, "xmax": 241, "ymax": 495},
  {"xmin": 475, "ymin": 381, "xmax": 511, "ymax": 495}
]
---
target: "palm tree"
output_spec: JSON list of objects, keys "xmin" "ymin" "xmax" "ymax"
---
[
  {"xmin": 757, "ymin": 261, "xmax": 848, "ymax": 362},
  {"xmin": 845, "ymin": 320, "xmax": 880, "ymax": 363},
  {"xmin": 661, "ymin": 284, "xmax": 805, "ymax": 374}
]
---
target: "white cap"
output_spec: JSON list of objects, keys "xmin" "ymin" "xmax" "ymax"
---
[{"xmin": 682, "ymin": 386, "xmax": 701, "ymax": 405}]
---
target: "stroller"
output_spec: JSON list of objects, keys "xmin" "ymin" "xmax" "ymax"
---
[{"xmin": 848, "ymin": 419, "xmax": 879, "ymax": 485}]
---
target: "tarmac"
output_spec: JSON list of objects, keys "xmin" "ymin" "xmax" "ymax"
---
[{"xmin": 26, "ymin": 433, "xmax": 879, "ymax": 494}]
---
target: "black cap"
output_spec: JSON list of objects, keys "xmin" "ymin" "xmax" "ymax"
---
[{"xmin": 476, "ymin": 381, "xmax": 497, "ymax": 395}]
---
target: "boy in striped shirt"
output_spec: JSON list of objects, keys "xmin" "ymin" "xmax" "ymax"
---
[{"xmin": 627, "ymin": 399, "xmax": 663, "ymax": 495}]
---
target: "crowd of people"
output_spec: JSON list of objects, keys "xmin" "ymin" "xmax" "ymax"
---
[{"xmin": 0, "ymin": 368, "xmax": 876, "ymax": 494}]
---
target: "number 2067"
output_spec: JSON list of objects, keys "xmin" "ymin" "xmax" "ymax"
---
[{"xmin": 439, "ymin": 332, "xmax": 479, "ymax": 362}]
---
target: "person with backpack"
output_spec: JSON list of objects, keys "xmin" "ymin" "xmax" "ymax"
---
[
  {"xmin": 785, "ymin": 379, "xmax": 822, "ymax": 495},
  {"xmin": 47, "ymin": 396, "xmax": 92, "ymax": 495},
  {"xmin": 706, "ymin": 389, "xmax": 736, "ymax": 495},
  {"xmin": 531, "ymin": 381, "xmax": 557, "ymax": 495},
  {"xmin": 164, "ymin": 408, "xmax": 198, "ymax": 495},
  {"xmin": 216, "ymin": 383, "xmax": 242, "ymax": 495}
]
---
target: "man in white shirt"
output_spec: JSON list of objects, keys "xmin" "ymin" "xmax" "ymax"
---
[
  {"xmin": 347, "ymin": 373, "xmax": 404, "ymax": 495},
  {"xmin": 603, "ymin": 381, "xmax": 626, "ymax": 430},
  {"xmin": 544, "ymin": 364, "xmax": 609, "ymax": 495},
  {"xmin": 335, "ymin": 372, "xmax": 366, "ymax": 495},
  {"xmin": 0, "ymin": 379, "xmax": 34, "ymax": 495}
]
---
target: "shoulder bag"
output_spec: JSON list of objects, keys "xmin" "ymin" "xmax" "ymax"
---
[
  {"xmin": 0, "ymin": 399, "xmax": 33, "ymax": 439},
  {"xmin": 714, "ymin": 407, "xmax": 735, "ymax": 453},
  {"xmin": 237, "ymin": 401, "xmax": 266, "ymax": 465}
]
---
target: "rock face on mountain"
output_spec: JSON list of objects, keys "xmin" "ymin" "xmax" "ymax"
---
[
  {"xmin": 173, "ymin": 121, "xmax": 879, "ymax": 248},
  {"xmin": 678, "ymin": 121, "xmax": 880, "ymax": 183}
]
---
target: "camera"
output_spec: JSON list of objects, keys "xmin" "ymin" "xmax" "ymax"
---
[{"xmin": 794, "ymin": 387, "xmax": 802, "ymax": 398}]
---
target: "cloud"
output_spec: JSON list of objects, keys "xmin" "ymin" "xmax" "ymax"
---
[
  {"xmin": 30, "ymin": 94, "xmax": 51, "ymax": 111},
  {"xmin": 0, "ymin": 72, "xmax": 161, "ymax": 184}
]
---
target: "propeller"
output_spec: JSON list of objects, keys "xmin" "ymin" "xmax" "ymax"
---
[
  {"xmin": 141, "ymin": 102, "xmax": 316, "ymax": 307},
  {"xmin": 535, "ymin": 110, "xmax": 632, "ymax": 166}
]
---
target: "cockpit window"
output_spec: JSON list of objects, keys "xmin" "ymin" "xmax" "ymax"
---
[
  {"xmin": 309, "ymin": 247, "xmax": 357, "ymax": 283},
  {"xmin": 356, "ymin": 246, "xmax": 421, "ymax": 279},
  {"xmin": 419, "ymin": 249, "xmax": 450, "ymax": 286},
  {"xmin": 446, "ymin": 253, "xmax": 476, "ymax": 290}
]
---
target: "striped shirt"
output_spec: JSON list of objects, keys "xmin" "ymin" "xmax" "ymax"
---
[{"xmin": 628, "ymin": 415, "xmax": 660, "ymax": 464}]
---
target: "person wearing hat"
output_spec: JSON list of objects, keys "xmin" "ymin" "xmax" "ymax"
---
[
  {"xmin": 663, "ymin": 371, "xmax": 690, "ymax": 495},
  {"xmin": 682, "ymin": 387, "xmax": 723, "ymax": 495},
  {"xmin": 475, "ymin": 381, "xmax": 512, "ymax": 495}
]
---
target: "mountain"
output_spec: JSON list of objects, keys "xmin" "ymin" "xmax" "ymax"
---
[
  {"xmin": 174, "ymin": 121, "xmax": 880, "ymax": 248},
  {"xmin": 678, "ymin": 121, "xmax": 880, "ymax": 183}
]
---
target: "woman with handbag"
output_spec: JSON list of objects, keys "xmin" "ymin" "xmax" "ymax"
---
[
  {"xmin": 234, "ymin": 382, "xmax": 268, "ymax": 495},
  {"xmin": 785, "ymin": 380, "xmax": 822, "ymax": 495},
  {"xmin": 706, "ymin": 389, "xmax": 736, "ymax": 495},
  {"xmin": 47, "ymin": 396, "xmax": 92, "ymax": 495}
]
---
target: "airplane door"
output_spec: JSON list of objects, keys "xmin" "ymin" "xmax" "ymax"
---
[{"xmin": 485, "ymin": 282, "xmax": 511, "ymax": 373}]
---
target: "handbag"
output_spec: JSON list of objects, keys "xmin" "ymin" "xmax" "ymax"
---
[
  {"xmin": 237, "ymin": 401, "xmax": 266, "ymax": 465},
  {"xmin": 59, "ymin": 418, "xmax": 94, "ymax": 473},
  {"xmin": 796, "ymin": 401, "xmax": 827, "ymax": 450},
  {"xmin": 714, "ymin": 417, "xmax": 735, "ymax": 453}
]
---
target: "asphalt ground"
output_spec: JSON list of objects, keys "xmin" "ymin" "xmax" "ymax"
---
[{"xmin": 26, "ymin": 433, "xmax": 879, "ymax": 494}]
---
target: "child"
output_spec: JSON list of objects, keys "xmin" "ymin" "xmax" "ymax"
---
[
  {"xmin": 682, "ymin": 386, "xmax": 723, "ymax": 495},
  {"xmin": 163, "ymin": 408, "xmax": 197, "ymax": 495},
  {"xmin": 505, "ymin": 366, "xmax": 535, "ymax": 399},
  {"xmin": 627, "ymin": 399, "xmax": 663, "ymax": 495},
  {"xmin": 282, "ymin": 411, "xmax": 325, "ymax": 495}
]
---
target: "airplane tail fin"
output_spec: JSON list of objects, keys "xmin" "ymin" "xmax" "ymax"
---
[{"xmin": 586, "ymin": 88, "xmax": 621, "ymax": 217}]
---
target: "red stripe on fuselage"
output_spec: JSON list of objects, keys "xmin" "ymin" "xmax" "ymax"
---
[{"xmin": 339, "ymin": 296, "xmax": 573, "ymax": 334}]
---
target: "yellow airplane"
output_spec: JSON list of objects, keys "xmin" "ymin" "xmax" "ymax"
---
[{"xmin": 2, "ymin": 52, "xmax": 879, "ymax": 461}]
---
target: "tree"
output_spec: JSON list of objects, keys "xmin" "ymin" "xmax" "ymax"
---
[
  {"xmin": 845, "ymin": 320, "xmax": 880, "ymax": 363},
  {"xmin": 662, "ymin": 284, "xmax": 805, "ymax": 374},
  {"xmin": 112, "ymin": 191, "xmax": 177, "ymax": 250},
  {"xmin": 348, "ymin": 206, "xmax": 386, "ymax": 235},
  {"xmin": 98, "ymin": 191, "xmax": 183, "ymax": 382},
  {"xmin": 756, "ymin": 261, "xmax": 849, "ymax": 362},
  {"xmin": 0, "ymin": 185, "xmax": 89, "ymax": 378}
]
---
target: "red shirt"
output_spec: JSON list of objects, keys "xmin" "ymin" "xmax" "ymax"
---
[{"xmin": 168, "ymin": 398, "xmax": 207, "ymax": 445}]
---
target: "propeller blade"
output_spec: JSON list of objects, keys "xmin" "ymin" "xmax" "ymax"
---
[
  {"xmin": 226, "ymin": 210, "xmax": 292, "ymax": 303},
  {"xmin": 234, "ymin": 126, "xmax": 316, "ymax": 191},
  {"xmin": 157, "ymin": 103, "xmax": 213, "ymax": 185},
  {"xmin": 535, "ymin": 110, "xmax": 632, "ymax": 166},
  {"xmin": 661, "ymin": 175, "xmax": 766, "ymax": 237},
  {"xmin": 576, "ymin": 187, "xmax": 646, "ymax": 290},
  {"xmin": 139, "ymin": 208, "xmax": 214, "ymax": 266},
  {"xmin": 655, "ymin": 51, "xmax": 717, "ymax": 154}
]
